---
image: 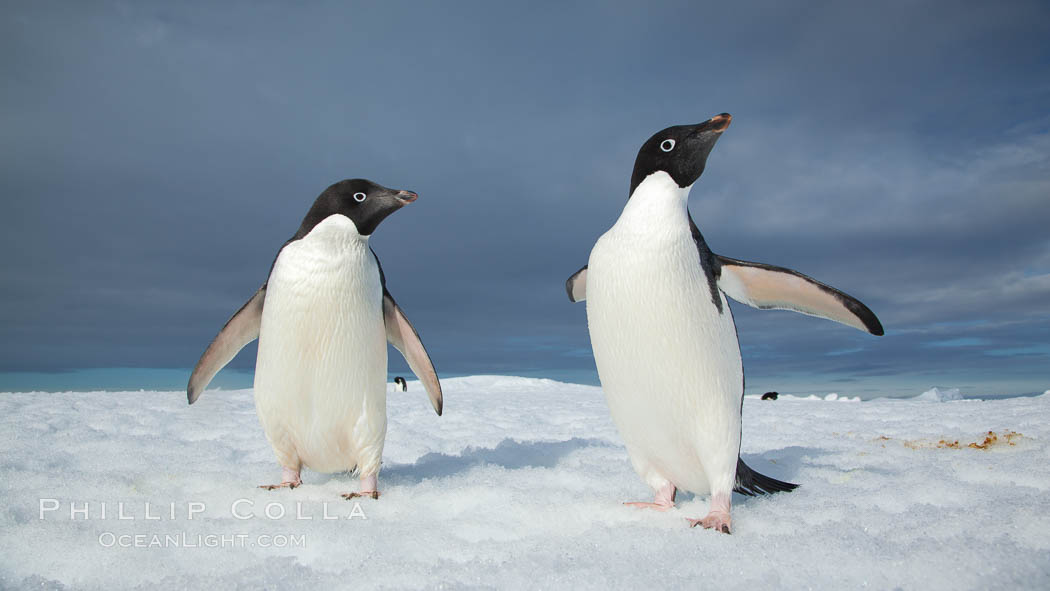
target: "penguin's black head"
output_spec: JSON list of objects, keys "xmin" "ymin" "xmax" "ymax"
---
[
  {"xmin": 629, "ymin": 113, "xmax": 731, "ymax": 196},
  {"xmin": 296, "ymin": 178, "xmax": 417, "ymax": 238}
]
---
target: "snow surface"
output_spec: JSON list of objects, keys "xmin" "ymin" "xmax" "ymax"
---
[{"xmin": 1, "ymin": 376, "xmax": 1049, "ymax": 589}]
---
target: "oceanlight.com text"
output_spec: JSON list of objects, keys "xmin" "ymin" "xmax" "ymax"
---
[{"xmin": 97, "ymin": 532, "xmax": 306, "ymax": 549}]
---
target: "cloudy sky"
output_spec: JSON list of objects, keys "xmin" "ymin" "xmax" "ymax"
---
[{"xmin": 2, "ymin": 1, "xmax": 1048, "ymax": 395}]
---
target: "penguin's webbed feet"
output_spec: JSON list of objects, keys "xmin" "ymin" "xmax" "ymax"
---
[
  {"xmin": 258, "ymin": 466, "xmax": 302, "ymax": 490},
  {"xmin": 259, "ymin": 481, "xmax": 300, "ymax": 491},
  {"xmin": 687, "ymin": 491, "xmax": 733, "ymax": 533},
  {"xmin": 624, "ymin": 482, "xmax": 677, "ymax": 511},
  {"xmin": 341, "ymin": 491, "xmax": 380, "ymax": 500},
  {"xmin": 623, "ymin": 501, "xmax": 673, "ymax": 511},
  {"xmin": 686, "ymin": 511, "xmax": 732, "ymax": 534},
  {"xmin": 342, "ymin": 473, "xmax": 380, "ymax": 500}
]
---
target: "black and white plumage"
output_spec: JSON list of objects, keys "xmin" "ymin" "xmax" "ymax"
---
[
  {"xmin": 566, "ymin": 114, "xmax": 882, "ymax": 533},
  {"xmin": 187, "ymin": 179, "xmax": 442, "ymax": 497}
]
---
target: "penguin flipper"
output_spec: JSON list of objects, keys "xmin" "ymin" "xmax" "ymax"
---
[
  {"xmin": 565, "ymin": 265, "xmax": 587, "ymax": 302},
  {"xmin": 187, "ymin": 286, "xmax": 266, "ymax": 404},
  {"xmin": 716, "ymin": 256, "xmax": 884, "ymax": 336},
  {"xmin": 383, "ymin": 291, "xmax": 443, "ymax": 416}
]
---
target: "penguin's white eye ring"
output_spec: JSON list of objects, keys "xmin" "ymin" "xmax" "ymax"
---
[
  {"xmin": 660, "ymin": 139, "xmax": 676, "ymax": 152},
  {"xmin": 353, "ymin": 192, "xmax": 366, "ymax": 202}
]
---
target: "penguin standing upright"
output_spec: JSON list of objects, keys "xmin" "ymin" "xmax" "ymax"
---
[
  {"xmin": 188, "ymin": 179, "xmax": 443, "ymax": 499},
  {"xmin": 566, "ymin": 114, "xmax": 882, "ymax": 533}
]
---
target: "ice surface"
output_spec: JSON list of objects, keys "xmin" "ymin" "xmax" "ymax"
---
[
  {"xmin": 1, "ymin": 376, "xmax": 1048, "ymax": 589},
  {"xmin": 915, "ymin": 387, "xmax": 964, "ymax": 402}
]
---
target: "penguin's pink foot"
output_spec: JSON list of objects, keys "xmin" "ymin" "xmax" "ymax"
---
[
  {"xmin": 687, "ymin": 511, "xmax": 732, "ymax": 534},
  {"xmin": 624, "ymin": 482, "xmax": 676, "ymax": 511},
  {"xmin": 341, "ymin": 473, "xmax": 379, "ymax": 500},
  {"xmin": 687, "ymin": 491, "xmax": 732, "ymax": 533},
  {"xmin": 259, "ymin": 466, "xmax": 302, "ymax": 490},
  {"xmin": 341, "ymin": 491, "xmax": 379, "ymax": 500},
  {"xmin": 624, "ymin": 502, "xmax": 672, "ymax": 511}
]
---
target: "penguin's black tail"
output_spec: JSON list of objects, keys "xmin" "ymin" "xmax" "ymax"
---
[{"xmin": 733, "ymin": 457, "xmax": 799, "ymax": 496}]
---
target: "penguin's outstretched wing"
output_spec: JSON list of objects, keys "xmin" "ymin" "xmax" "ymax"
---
[
  {"xmin": 383, "ymin": 290, "xmax": 443, "ymax": 416},
  {"xmin": 716, "ymin": 256, "xmax": 884, "ymax": 336},
  {"xmin": 565, "ymin": 265, "xmax": 588, "ymax": 302},
  {"xmin": 372, "ymin": 249, "xmax": 443, "ymax": 415},
  {"xmin": 187, "ymin": 286, "xmax": 266, "ymax": 404}
]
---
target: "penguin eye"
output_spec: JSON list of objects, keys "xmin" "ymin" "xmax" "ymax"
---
[
  {"xmin": 660, "ymin": 139, "xmax": 676, "ymax": 152},
  {"xmin": 353, "ymin": 192, "xmax": 366, "ymax": 203}
]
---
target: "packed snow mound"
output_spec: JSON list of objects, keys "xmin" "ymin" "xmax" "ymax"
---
[
  {"xmin": 822, "ymin": 392, "xmax": 860, "ymax": 401},
  {"xmin": 915, "ymin": 387, "xmax": 964, "ymax": 402},
  {"xmin": 760, "ymin": 392, "xmax": 860, "ymax": 401},
  {"xmin": 1, "ymin": 375, "xmax": 1049, "ymax": 589}
]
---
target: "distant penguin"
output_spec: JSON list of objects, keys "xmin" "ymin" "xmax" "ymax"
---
[
  {"xmin": 566, "ymin": 113, "xmax": 883, "ymax": 533},
  {"xmin": 393, "ymin": 376, "xmax": 407, "ymax": 392},
  {"xmin": 761, "ymin": 392, "xmax": 779, "ymax": 401},
  {"xmin": 188, "ymin": 179, "xmax": 443, "ymax": 499}
]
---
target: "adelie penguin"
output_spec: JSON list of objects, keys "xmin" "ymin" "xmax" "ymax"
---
[
  {"xmin": 566, "ymin": 113, "xmax": 883, "ymax": 533},
  {"xmin": 187, "ymin": 179, "xmax": 443, "ymax": 499}
]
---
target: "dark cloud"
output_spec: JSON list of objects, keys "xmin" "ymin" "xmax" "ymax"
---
[{"xmin": 1, "ymin": 0, "xmax": 1048, "ymax": 395}]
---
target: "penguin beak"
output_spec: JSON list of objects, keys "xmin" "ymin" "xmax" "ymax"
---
[
  {"xmin": 686, "ymin": 113, "xmax": 731, "ymax": 154},
  {"xmin": 708, "ymin": 112, "xmax": 732, "ymax": 133},
  {"xmin": 395, "ymin": 190, "xmax": 418, "ymax": 204}
]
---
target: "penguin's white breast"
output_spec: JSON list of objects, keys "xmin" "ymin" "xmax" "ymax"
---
[
  {"xmin": 584, "ymin": 173, "xmax": 742, "ymax": 492},
  {"xmin": 253, "ymin": 215, "xmax": 387, "ymax": 472}
]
